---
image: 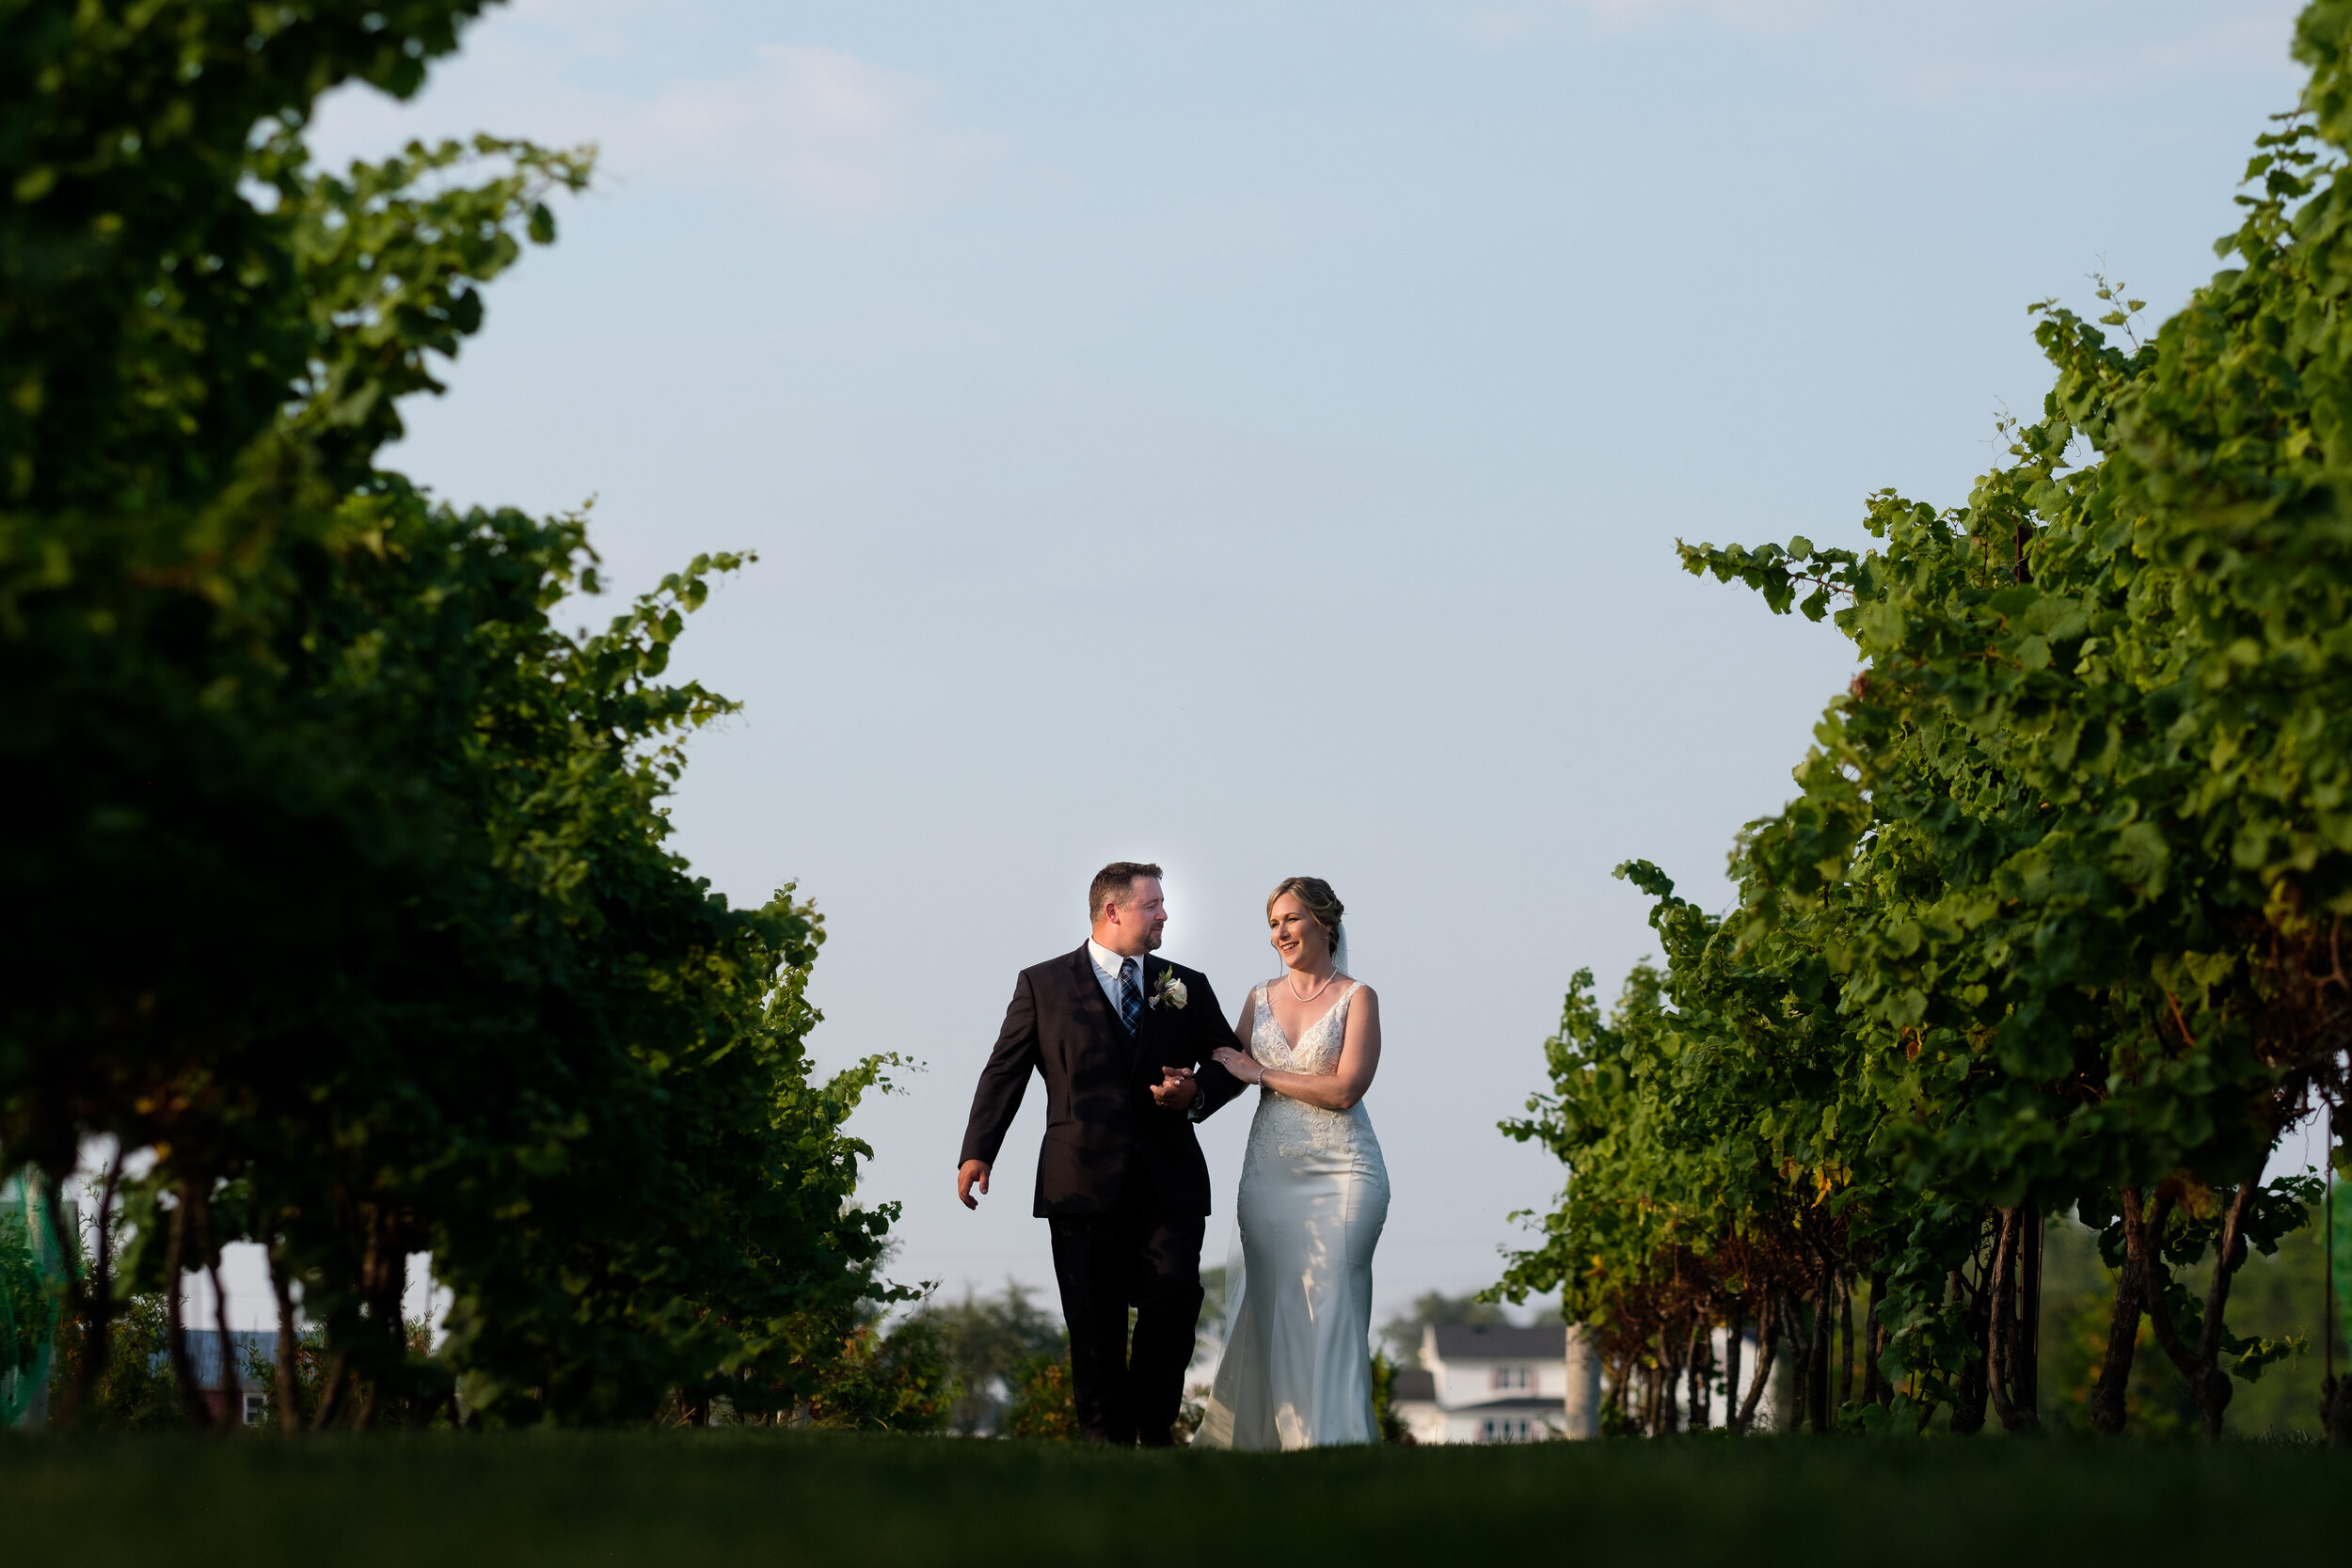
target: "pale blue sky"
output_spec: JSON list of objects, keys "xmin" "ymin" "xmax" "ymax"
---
[{"xmin": 284, "ymin": 0, "xmax": 2318, "ymax": 1327}]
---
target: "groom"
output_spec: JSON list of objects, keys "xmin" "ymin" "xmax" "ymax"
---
[{"xmin": 957, "ymin": 862, "xmax": 1246, "ymax": 1446}]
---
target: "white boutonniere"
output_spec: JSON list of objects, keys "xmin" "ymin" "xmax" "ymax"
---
[{"xmin": 1150, "ymin": 968, "xmax": 1187, "ymax": 1009}]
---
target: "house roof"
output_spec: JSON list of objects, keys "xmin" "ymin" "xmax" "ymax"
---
[
  {"xmin": 1445, "ymin": 1396, "xmax": 1568, "ymax": 1414},
  {"xmin": 1427, "ymin": 1323, "xmax": 1566, "ymax": 1361},
  {"xmin": 1390, "ymin": 1367, "xmax": 1437, "ymax": 1402},
  {"xmin": 149, "ymin": 1329, "xmax": 278, "ymax": 1390}
]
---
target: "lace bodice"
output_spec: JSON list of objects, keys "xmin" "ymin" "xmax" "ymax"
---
[
  {"xmin": 1250, "ymin": 980, "xmax": 1358, "ymax": 1076},
  {"xmin": 1246, "ymin": 980, "xmax": 1378, "ymax": 1162}
]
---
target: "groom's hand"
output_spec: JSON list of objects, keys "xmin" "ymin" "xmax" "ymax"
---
[
  {"xmin": 1151, "ymin": 1067, "xmax": 1199, "ymax": 1113},
  {"xmin": 957, "ymin": 1159, "xmax": 991, "ymax": 1210}
]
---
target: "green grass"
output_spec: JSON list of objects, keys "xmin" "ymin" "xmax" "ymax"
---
[{"xmin": 2, "ymin": 1432, "xmax": 2345, "ymax": 1566}]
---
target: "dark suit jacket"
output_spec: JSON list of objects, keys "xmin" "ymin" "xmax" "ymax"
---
[{"xmin": 960, "ymin": 945, "xmax": 1248, "ymax": 1217}]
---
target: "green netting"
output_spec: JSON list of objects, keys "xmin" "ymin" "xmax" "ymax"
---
[
  {"xmin": 0, "ymin": 1166, "xmax": 66, "ymax": 1429},
  {"xmin": 2333, "ymin": 1177, "xmax": 2350, "ymax": 1365}
]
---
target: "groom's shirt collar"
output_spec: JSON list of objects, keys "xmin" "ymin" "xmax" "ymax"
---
[{"xmin": 1086, "ymin": 938, "xmax": 1141, "ymax": 1014}]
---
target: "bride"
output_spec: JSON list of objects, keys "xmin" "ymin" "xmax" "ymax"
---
[{"xmin": 1193, "ymin": 876, "xmax": 1390, "ymax": 1449}]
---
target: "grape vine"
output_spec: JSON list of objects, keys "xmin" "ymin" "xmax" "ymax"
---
[
  {"xmin": 1501, "ymin": 1, "xmax": 2352, "ymax": 1444},
  {"xmin": 1, "ymin": 3, "xmax": 922, "ymax": 1430}
]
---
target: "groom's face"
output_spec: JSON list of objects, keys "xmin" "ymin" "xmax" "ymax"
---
[{"xmin": 1100, "ymin": 876, "xmax": 1168, "ymax": 956}]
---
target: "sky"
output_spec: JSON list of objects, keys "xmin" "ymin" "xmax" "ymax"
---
[{"xmin": 183, "ymin": 0, "xmax": 2335, "ymax": 1330}]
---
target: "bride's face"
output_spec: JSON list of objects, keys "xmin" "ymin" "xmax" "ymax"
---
[{"xmin": 1267, "ymin": 895, "xmax": 1331, "ymax": 972}]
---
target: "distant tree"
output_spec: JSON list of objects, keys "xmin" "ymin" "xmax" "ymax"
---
[
  {"xmin": 803, "ymin": 1317, "xmax": 957, "ymax": 1434},
  {"xmin": 903, "ymin": 1282, "xmax": 1064, "ymax": 1434},
  {"xmin": 1369, "ymin": 1350, "xmax": 1411, "ymax": 1442},
  {"xmin": 1000, "ymin": 1349, "xmax": 1079, "ymax": 1441},
  {"xmin": 45, "ymin": 1289, "xmax": 175, "ymax": 1433}
]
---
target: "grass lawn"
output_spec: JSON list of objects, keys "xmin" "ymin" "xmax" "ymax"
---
[{"xmin": 1, "ymin": 1431, "xmax": 2344, "ymax": 1566}]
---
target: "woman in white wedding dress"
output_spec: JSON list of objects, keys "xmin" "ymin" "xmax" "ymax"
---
[{"xmin": 1194, "ymin": 877, "xmax": 1389, "ymax": 1450}]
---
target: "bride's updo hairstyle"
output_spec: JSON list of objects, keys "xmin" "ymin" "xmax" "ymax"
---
[{"xmin": 1266, "ymin": 876, "xmax": 1344, "ymax": 962}]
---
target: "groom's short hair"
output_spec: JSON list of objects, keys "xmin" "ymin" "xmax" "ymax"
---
[{"xmin": 1089, "ymin": 862, "xmax": 1164, "ymax": 921}]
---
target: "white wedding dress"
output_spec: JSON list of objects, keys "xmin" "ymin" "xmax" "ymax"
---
[{"xmin": 1195, "ymin": 979, "xmax": 1390, "ymax": 1449}]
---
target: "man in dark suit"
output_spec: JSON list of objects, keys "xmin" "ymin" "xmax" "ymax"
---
[{"xmin": 957, "ymin": 861, "xmax": 1247, "ymax": 1446}]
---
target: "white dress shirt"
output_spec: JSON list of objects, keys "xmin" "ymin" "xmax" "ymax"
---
[
  {"xmin": 1087, "ymin": 938, "xmax": 1145, "ymax": 1021},
  {"xmin": 1090, "ymin": 938, "xmax": 1212, "ymax": 1118}
]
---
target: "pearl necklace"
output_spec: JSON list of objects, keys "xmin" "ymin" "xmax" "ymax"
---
[{"xmin": 1284, "ymin": 969, "xmax": 1337, "ymax": 1003}]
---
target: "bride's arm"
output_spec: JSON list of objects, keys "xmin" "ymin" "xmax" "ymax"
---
[
  {"xmin": 1210, "ymin": 990, "xmax": 1262, "ymax": 1090},
  {"xmin": 1213, "ymin": 987, "xmax": 1382, "ymax": 1112}
]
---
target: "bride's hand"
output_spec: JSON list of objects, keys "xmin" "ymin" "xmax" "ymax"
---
[{"xmin": 1212, "ymin": 1046, "xmax": 1263, "ymax": 1085}]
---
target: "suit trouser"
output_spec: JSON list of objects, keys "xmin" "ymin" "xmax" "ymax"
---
[{"xmin": 1048, "ymin": 1181, "xmax": 1206, "ymax": 1446}]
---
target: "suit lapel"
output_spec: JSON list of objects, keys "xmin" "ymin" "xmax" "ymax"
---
[
  {"xmin": 1070, "ymin": 944, "xmax": 1126, "ymax": 1051},
  {"xmin": 1131, "ymin": 957, "xmax": 1170, "ymax": 1077}
]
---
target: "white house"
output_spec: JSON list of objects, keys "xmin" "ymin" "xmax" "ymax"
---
[
  {"xmin": 155, "ymin": 1330, "xmax": 277, "ymax": 1426},
  {"xmin": 1390, "ymin": 1323, "xmax": 1601, "ymax": 1444}
]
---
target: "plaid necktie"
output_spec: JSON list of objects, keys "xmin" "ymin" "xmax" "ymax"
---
[{"xmin": 1117, "ymin": 958, "xmax": 1143, "ymax": 1033}]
